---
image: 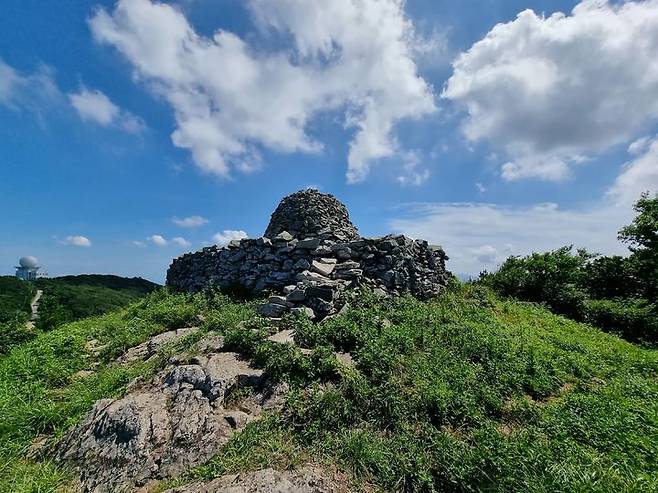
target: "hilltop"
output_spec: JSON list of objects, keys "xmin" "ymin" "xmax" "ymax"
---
[
  {"xmin": 1, "ymin": 192, "xmax": 656, "ymax": 492},
  {"xmin": 0, "ymin": 284, "xmax": 656, "ymax": 492}
]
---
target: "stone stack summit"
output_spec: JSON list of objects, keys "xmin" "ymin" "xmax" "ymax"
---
[{"xmin": 167, "ymin": 189, "xmax": 450, "ymax": 319}]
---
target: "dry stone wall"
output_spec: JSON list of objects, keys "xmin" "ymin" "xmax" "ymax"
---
[{"xmin": 167, "ymin": 190, "xmax": 449, "ymax": 319}]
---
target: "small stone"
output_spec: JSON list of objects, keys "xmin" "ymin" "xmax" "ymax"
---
[
  {"xmin": 311, "ymin": 260, "xmax": 335, "ymax": 276},
  {"xmin": 296, "ymin": 270, "xmax": 332, "ymax": 283},
  {"xmin": 268, "ymin": 296, "xmax": 293, "ymax": 307},
  {"xmin": 296, "ymin": 238, "xmax": 321, "ymax": 250},
  {"xmin": 273, "ymin": 231, "xmax": 294, "ymax": 242},
  {"xmin": 286, "ymin": 289, "xmax": 306, "ymax": 302},
  {"xmin": 334, "ymin": 261, "xmax": 360, "ymax": 270},
  {"xmin": 333, "ymin": 268, "xmax": 363, "ymax": 280},
  {"xmin": 258, "ymin": 303, "xmax": 289, "ymax": 317},
  {"xmin": 312, "ymin": 246, "xmax": 333, "ymax": 256},
  {"xmin": 305, "ymin": 286, "xmax": 335, "ymax": 302},
  {"xmin": 293, "ymin": 259, "xmax": 311, "ymax": 270},
  {"xmin": 291, "ymin": 306, "xmax": 315, "ymax": 319},
  {"xmin": 267, "ymin": 330, "xmax": 295, "ymax": 344}
]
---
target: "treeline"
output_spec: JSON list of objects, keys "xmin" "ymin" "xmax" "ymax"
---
[
  {"xmin": 0, "ymin": 275, "xmax": 158, "ymax": 353},
  {"xmin": 0, "ymin": 277, "xmax": 37, "ymax": 353},
  {"xmin": 0, "ymin": 276, "xmax": 36, "ymax": 323},
  {"xmin": 34, "ymin": 275, "xmax": 159, "ymax": 331},
  {"xmin": 481, "ymin": 193, "xmax": 658, "ymax": 345}
]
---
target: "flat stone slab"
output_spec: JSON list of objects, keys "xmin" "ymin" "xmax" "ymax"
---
[
  {"xmin": 164, "ymin": 466, "xmax": 349, "ymax": 493},
  {"xmin": 117, "ymin": 327, "xmax": 199, "ymax": 364},
  {"xmin": 267, "ymin": 330, "xmax": 295, "ymax": 345}
]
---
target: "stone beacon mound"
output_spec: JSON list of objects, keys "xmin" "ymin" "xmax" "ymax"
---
[{"xmin": 167, "ymin": 189, "xmax": 450, "ymax": 319}]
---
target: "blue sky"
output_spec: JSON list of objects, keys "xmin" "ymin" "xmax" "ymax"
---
[{"xmin": 1, "ymin": 0, "xmax": 657, "ymax": 282}]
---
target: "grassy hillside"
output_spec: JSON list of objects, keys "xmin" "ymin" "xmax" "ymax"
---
[
  {"xmin": 0, "ymin": 285, "xmax": 656, "ymax": 492},
  {"xmin": 34, "ymin": 275, "xmax": 159, "ymax": 331}
]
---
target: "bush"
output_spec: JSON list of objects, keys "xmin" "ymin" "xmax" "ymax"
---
[
  {"xmin": 584, "ymin": 299, "xmax": 658, "ymax": 344},
  {"xmin": 0, "ymin": 317, "xmax": 35, "ymax": 354},
  {"xmin": 480, "ymin": 246, "xmax": 591, "ymax": 319}
]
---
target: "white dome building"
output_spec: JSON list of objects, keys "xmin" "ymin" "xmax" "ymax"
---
[{"xmin": 15, "ymin": 256, "xmax": 47, "ymax": 281}]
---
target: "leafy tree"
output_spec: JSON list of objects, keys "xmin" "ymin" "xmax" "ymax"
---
[
  {"xmin": 480, "ymin": 246, "xmax": 592, "ymax": 318},
  {"xmin": 582, "ymin": 255, "xmax": 640, "ymax": 299},
  {"xmin": 619, "ymin": 193, "xmax": 658, "ymax": 301}
]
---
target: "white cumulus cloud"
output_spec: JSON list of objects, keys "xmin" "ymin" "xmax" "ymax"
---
[
  {"xmin": 149, "ymin": 234, "xmax": 168, "ymax": 247},
  {"xmin": 172, "ymin": 236, "xmax": 192, "ymax": 248},
  {"xmin": 172, "ymin": 215, "xmax": 209, "ymax": 228},
  {"xmin": 391, "ymin": 142, "xmax": 658, "ymax": 275},
  {"xmin": 69, "ymin": 87, "xmax": 145, "ymax": 133},
  {"xmin": 213, "ymin": 230, "xmax": 248, "ymax": 246},
  {"xmin": 443, "ymin": 0, "xmax": 658, "ymax": 181},
  {"xmin": 63, "ymin": 235, "xmax": 92, "ymax": 247},
  {"xmin": 89, "ymin": 0, "xmax": 434, "ymax": 183}
]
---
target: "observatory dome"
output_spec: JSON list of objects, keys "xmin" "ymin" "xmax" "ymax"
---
[{"xmin": 19, "ymin": 256, "xmax": 39, "ymax": 269}]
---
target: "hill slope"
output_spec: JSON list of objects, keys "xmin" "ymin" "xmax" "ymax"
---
[
  {"xmin": 0, "ymin": 285, "xmax": 656, "ymax": 492},
  {"xmin": 34, "ymin": 275, "xmax": 159, "ymax": 331}
]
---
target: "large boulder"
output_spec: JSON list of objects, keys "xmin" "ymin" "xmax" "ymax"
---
[{"xmin": 56, "ymin": 351, "xmax": 286, "ymax": 492}]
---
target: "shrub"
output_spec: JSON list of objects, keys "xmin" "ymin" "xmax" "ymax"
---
[
  {"xmin": 584, "ymin": 298, "xmax": 658, "ymax": 345},
  {"xmin": 480, "ymin": 246, "xmax": 591, "ymax": 319}
]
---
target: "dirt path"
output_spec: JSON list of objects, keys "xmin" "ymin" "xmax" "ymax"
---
[{"xmin": 26, "ymin": 289, "xmax": 43, "ymax": 331}]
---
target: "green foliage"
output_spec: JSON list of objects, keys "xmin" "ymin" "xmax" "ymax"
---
[
  {"xmin": 35, "ymin": 275, "xmax": 158, "ymax": 331},
  {"xmin": 481, "ymin": 195, "xmax": 658, "ymax": 344},
  {"xmin": 0, "ymin": 277, "xmax": 37, "ymax": 354},
  {"xmin": 0, "ymin": 288, "xmax": 254, "ymax": 493},
  {"xmin": 619, "ymin": 193, "xmax": 658, "ymax": 300},
  {"xmin": 584, "ymin": 298, "xmax": 658, "ymax": 344},
  {"xmin": 480, "ymin": 246, "xmax": 591, "ymax": 319},
  {"xmin": 0, "ymin": 277, "xmax": 35, "ymax": 324},
  {"xmin": 582, "ymin": 255, "xmax": 641, "ymax": 299},
  {"xmin": 2, "ymin": 286, "xmax": 657, "ymax": 492},
  {"xmin": 188, "ymin": 285, "xmax": 658, "ymax": 492}
]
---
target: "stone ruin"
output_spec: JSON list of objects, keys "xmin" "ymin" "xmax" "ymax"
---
[{"xmin": 167, "ymin": 189, "xmax": 450, "ymax": 319}]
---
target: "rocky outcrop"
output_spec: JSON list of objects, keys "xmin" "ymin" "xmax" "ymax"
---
[
  {"xmin": 164, "ymin": 467, "xmax": 349, "ymax": 493},
  {"xmin": 167, "ymin": 190, "xmax": 449, "ymax": 319},
  {"xmin": 116, "ymin": 327, "xmax": 199, "ymax": 364},
  {"xmin": 57, "ymin": 348, "xmax": 286, "ymax": 492}
]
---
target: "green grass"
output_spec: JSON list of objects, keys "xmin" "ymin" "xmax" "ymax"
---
[
  {"xmin": 1, "ymin": 284, "xmax": 657, "ymax": 492},
  {"xmin": 184, "ymin": 285, "xmax": 658, "ymax": 492}
]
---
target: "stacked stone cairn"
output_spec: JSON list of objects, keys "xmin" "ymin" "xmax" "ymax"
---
[{"xmin": 167, "ymin": 189, "xmax": 450, "ymax": 320}]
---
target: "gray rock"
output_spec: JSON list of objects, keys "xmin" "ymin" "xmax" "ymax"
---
[
  {"xmin": 310, "ymin": 260, "xmax": 335, "ymax": 277},
  {"xmin": 286, "ymin": 289, "xmax": 306, "ymax": 303},
  {"xmin": 273, "ymin": 231, "xmax": 294, "ymax": 242},
  {"xmin": 258, "ymin": 303, "xmax": 289, "ymax": 317},
  {"xmin": 56, "ymin": 353, "xmax": 285, "ymax": 492},
  {"xmin": 293, "ymin": 258, "xmax": 311, "ymax": 270},
  {"xmin": 268, "ymin": 296, "xmax": 293, "ymax": 308},
  {"xmin": 296, "ymin": 238, "xmax": 321, "ymax": 250},
  {"xmin": 164, "ymin": 467, "xmax": 343, "ymax": 493},
  {"xmin": 291, "ymin": 306, "xmax": 315, "ymax": 319},
  {"xmin": 117, "ymin": 327, "xmax": 199, "ymax": 364}
]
